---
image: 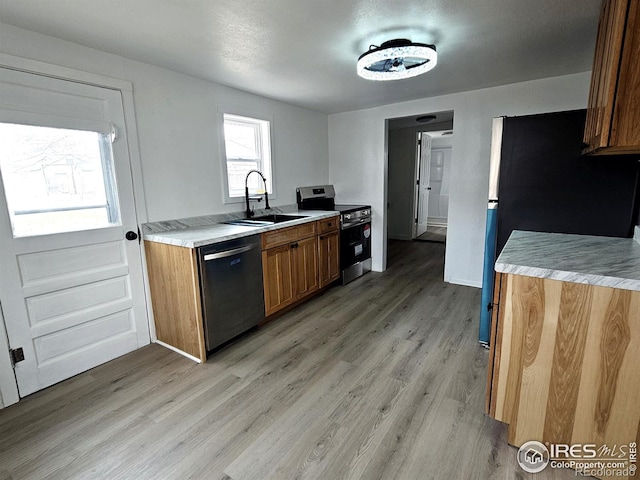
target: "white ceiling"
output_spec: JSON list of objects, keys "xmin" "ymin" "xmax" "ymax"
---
[{"xmin": 0, "ymin": 0, "xmax": 602, "ymax": 114}]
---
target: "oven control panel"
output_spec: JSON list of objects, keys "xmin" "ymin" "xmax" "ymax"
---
[{"xmin": 341, "ymin": 208, "xmax": 371, "ymax": 229}]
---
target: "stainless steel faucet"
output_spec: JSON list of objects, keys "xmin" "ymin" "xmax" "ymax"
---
[{"xmin": 245, "ymin": 169, "xmax": 271, "ymax": 218}]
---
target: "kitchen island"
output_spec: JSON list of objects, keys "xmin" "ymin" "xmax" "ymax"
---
[
  {"xmin": 495, "ymin": 229, "xmax": 640, "ymax": 291},
  {"xmin": 486, "ymin": 229, "xmax": 640, "ymax": 480}
]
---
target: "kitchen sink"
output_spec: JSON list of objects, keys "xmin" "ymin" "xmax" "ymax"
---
[
  {"xmin": 222, "ymin": 219, "xmax": 274, "ymax": 226},
  {"xmin": 252, "ymin": 214, "xmax": 306, "ymax": 223},
  {"xmin": 222, "ymin": 214, "xmax": 306, "ymax": 227}
]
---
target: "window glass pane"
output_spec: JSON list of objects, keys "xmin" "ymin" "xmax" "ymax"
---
[
  {"xmin": 0, "ymin": 123, "xmax": 121, "ymax": 237},
  {"xmin": 223, "ymin": 113, "xmax": 272, "ymax": 199},
  {"xmin": 224, "ymin": 122, "xmax": 259, "ymax": 159},
  {"xmin": 227, "ymin": 160, "xmax": 261, "ymax": 197}
]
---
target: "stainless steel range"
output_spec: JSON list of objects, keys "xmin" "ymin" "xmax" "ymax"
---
[{"xmin": 296, "ymin": 185, "xmax": 372, "ymax": 284}]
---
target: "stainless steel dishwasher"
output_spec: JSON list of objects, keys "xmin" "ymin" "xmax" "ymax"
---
[{"xmin": 197, "ymin": 234, "xmax": 265, "ymax": 352}]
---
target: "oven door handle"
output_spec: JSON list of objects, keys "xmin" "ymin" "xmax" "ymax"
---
[{"xmin": 342, "ymin": 218, "xmax": 370, "ymax": 229}]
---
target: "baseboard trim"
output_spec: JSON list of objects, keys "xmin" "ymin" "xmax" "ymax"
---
[
  {"xmin": 155, "ymin": 340, "xmax": 202, "ymax": 363},
  {"xmin": 446, "ymin": 277, "xmax": 482, "ymax": 289},
  {"xmin": 427, "ymin": 221, "xmax": 448, "ymax": 228}
]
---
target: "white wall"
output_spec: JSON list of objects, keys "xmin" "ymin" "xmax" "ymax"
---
[
  {"xmin": 130, "ymin": 64, "xmax": 329, "ymax": 220},
  {"xmin": 328, "ymin": 72, "xmax": 592, "ymax": 286},
  {"xmin": 0, "ymin": 23, "xmax": 329, "ymax": 222}
]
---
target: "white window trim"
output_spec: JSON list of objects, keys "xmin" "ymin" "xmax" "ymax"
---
[{"xmin": 219, "ymin": 110, "xmax": 276, "ymax": 205}]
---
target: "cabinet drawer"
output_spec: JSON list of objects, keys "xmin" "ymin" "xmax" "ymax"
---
[
  {"xmin": 318, "ymin": 216, "xmax": 339, "ymax": 234},
  {"xmin": 261, "ymin": 222, "xmax": 317, "ymax": 250}
]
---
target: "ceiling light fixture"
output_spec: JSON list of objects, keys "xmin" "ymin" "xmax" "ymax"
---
[
  {"xmin": 416, "ymin": 115, "xmax": 437, "ymax": 123},
  {"xmin": 357, "ymin": 39, "xmax": 437, "ymax": 81}
]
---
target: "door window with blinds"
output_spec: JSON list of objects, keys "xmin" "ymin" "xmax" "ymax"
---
[
  {"xmin": 0, "ymin": 66, "xmax": 150, "ymax": 401},
  {"xmin": 221, "ymin": 113, "xmax": 273, "ymax": 201},
  {"xmin": 0, "ymin": 123, "xmax": 120, "ymax": 237}
]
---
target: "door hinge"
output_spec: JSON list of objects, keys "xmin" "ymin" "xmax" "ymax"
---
[
  {"xmin": 415, "ymin": 217, "xmax": 418, "ymax": 223},
  {"xmin": 10, "ymin": 348, "xmax": 24, "ymax": 367},
  {"xmin": 138, "ymin": 226, "xmax": 142, "ymax": 244}
]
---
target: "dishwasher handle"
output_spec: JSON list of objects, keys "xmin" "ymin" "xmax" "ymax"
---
[{"xmin": 203, "ymin": 244, "xmax": 257, "ymax": 261}]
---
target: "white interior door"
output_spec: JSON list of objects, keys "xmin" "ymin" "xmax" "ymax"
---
[
  {"xmin": 428, "ymin": 147, "xmax": 451, "ymax": 225},
  {"xmin": 415, "ymin": 133, "xmax": 431, "ymax": 237},
  {"xmin": 0, "ymin": 68, "xmax": 149, "ymax": 397}
]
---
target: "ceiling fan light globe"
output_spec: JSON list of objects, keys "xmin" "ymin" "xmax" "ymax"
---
[{"xmin": 357, "ymin": 41, "xmax": 437, "ymax": 81}]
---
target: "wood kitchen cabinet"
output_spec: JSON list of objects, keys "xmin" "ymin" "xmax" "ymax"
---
[
  {"xmin": 144, "ymin": 215, "xmax": 340, "ymax": 361},
  {"xmin": 486, "ymin": 272, "xmax": 640, "ymax": 476},
  {"xmin": 261, "ymin": 221, "xmax": 321, "ymax": 316},
  {"xmin": 583, "ymin": 0, "xmax": 640, "ymax": 155},
  {"xmin": 144, "ymin": 241, "xmax": 207, "ymax": 362},
  {"xmin": 262, "ymin": 243, "xmax": 296, "ymax": 315},
  {"xmin": 318, "ymin": 218, "xmax": 340, "ymax": 288},
  {"xmin": 293, "ymin": 236, "xmax": 320, "ymax": 298}
]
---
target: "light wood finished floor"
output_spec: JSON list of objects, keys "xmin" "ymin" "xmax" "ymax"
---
[{"xmin": 0, "ymin": 241, "xmax": 579, "ymax": 480}]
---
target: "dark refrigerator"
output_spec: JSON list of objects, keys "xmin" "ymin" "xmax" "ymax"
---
[{"xmin": 479, "ymin": 109, "xmax": 639, "ymax": 345}]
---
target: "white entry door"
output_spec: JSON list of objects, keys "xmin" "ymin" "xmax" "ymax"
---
[
  {"xmin": 0, "ymin": 68, "xmax": 149, "ymax": 397},
  {"xmin": 415, "ymin": 132, "xmax": 431, "ymax": 237}
]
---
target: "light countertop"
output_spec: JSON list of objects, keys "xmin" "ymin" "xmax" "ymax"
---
[
  {"xmin": 142, "ymin": 209, "xmax": 338, "ymax": 248},
  {"xmin": 495, "ymin": 228, "xmax": 640, "ymax": 292}
]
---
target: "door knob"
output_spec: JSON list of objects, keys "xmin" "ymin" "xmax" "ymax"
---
[{"xmin": 125, "ymin": 230, "xmax": 138, "ymax": 241}]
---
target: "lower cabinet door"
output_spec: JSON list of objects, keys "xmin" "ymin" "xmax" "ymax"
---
[
  {"xmin": 319, "ymin": 230, "xmax": 340, "ymax": 288},
  {"xmin": 262, "ymin": 244, "xmax": 295, "ymax": 316},
  {"xmin": 293, "ymin": 236, "xmax": 319, "ymax": 299}
]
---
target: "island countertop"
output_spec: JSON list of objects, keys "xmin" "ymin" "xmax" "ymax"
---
[{"xmin": 495, "ymin": 228, "xmax": 640, "ymax": 292}]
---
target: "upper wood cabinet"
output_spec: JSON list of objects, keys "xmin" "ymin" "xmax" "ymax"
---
[{"xmin": 584, "ymin": 0, "xmax": 640, "ymax": 155}]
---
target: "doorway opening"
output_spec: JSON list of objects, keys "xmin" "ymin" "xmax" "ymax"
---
[{"xmin": 387, "ymin": 110, "xmax": 454, "ymax": 251}]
